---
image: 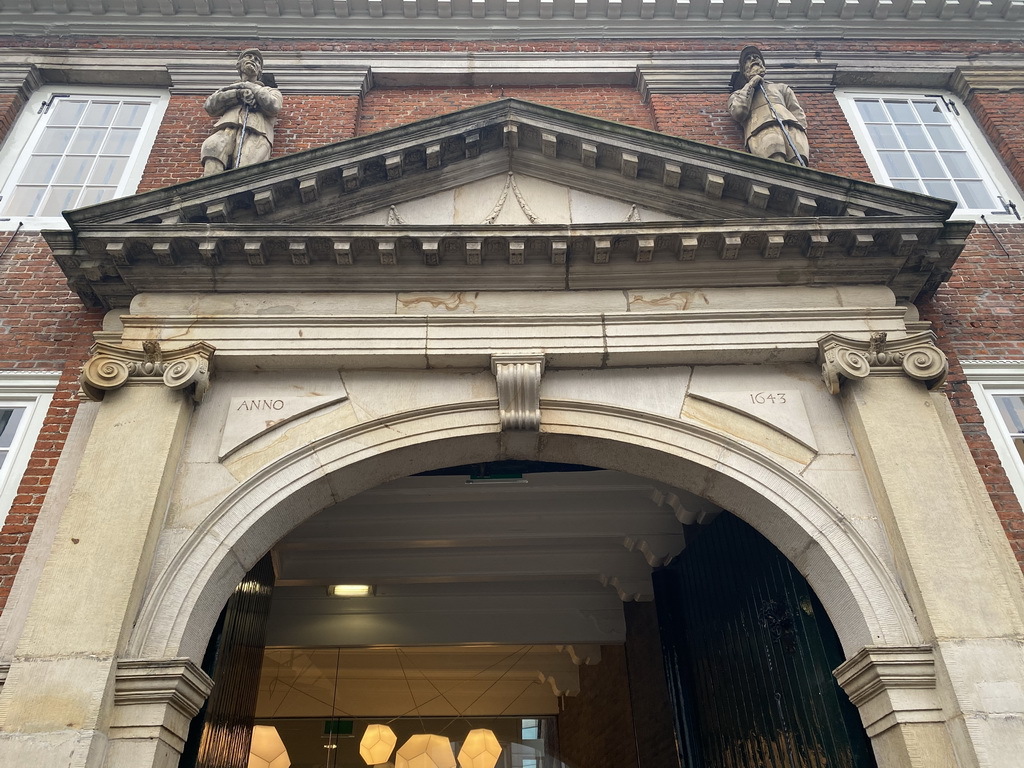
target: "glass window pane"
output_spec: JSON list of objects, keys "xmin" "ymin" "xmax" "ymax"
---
[
  {"xmin": 17, "ymin": 155, "xmax": 62, "ymax": 184},
  {"xmin": 913, "ymin": 100, "xmax": 948, "ymax": 124},
  {"xmin": 884, "ymin": 100, "xmax": 918, "ymax": 123},
  {"xmin": 880, "ymin": 151, "xmax": 915, "ymax": 178},
  {"xmin": 4, "ymin": 186, "xmax": 46, "ymax": 216},
  {"xmin": 856, "ymin": 99, "xmax": 888, "ymax": 123},
  {"xmin": 35, "ymin": 126, "xmax": 75, "ymax": 154},
  {"xmin": 957, "ymin": 180, "xmax": 996, "ymax": 210},
  {"xmin": 943, "ymin": 151, "xmax": 982, "ymax": 179},
  {"xmin": 893, "ymin": 179, "xmax": 925, "ymax": 194},
  {"xmin": 0, "ymin": 407, "xmax": 25, "ymax": 449},
  {"xmin": 101, "ymin": 128, "xmax": 140, "ymax": 156},
  {"xmin": 82, "ymin": 101, "xmax": 118, "ymax": 127},
  {"xmin": 898, "ymin": 124, "xmax": 929, "ymax": 150},
  {"xmin": 867, "ymin": 123, "xmax": 900, "ymax": 149},
  {"xmin": 79, "ymin": 186, "xmax": 116, "ymax": 207},
  {"xmin": 54, "ymin": 156, "xmax": 94, "ymax": 184},
  {"xmin": 995, "ymin": 396, "xmax": 1024, "ymax": 434},
  {"xmin": 924, "ymin": 179, "xmax": 957, "ymax": 202},
  {"xmin": 38, "ymin": 186, "xmax": 81, "ymax": 217},
  {"xmin": 114, "ymin": 102, "xmax": 149, "ymax": 128},
  {"xmin": 69, "ymin": 127, "xmax": 107, "ymax": 155},
  {"xmin": 88, "ymin": 156, "xmax": 128, "ymax": 185},
  {"xmin": 48, "ymin": 99, "xmax": 88, "ymax": 126},
  {"xmin": 927, "ymin": 124, "xmax": 961, "ymax": 151},
  {"xmin": 910, "ymin": 151, "xmax": 945, "ymax": 178}
]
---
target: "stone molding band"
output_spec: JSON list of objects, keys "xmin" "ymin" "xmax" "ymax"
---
[
  {"xmin": 80, "ymin": 340, "xmax": 215, "ymax": 403},
  {"xmin": 492, "ymin": 354, "xmax": 546, "ymax": 431},
  {"xmin": 818, "ymin": 331, "xmax": 947, "ymax": 395},
  {"xmin": 833, "ymin": 645, "xmax": 943, "ymax": 738}
]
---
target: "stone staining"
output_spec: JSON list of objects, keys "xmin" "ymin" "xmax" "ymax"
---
[
  {"xmin": 201, "ymin": 49, "xmax": 283, "ymax": 176},
  {"xmin": 728, "ymin": 45, "xmax": 809, "ymax": 167}
]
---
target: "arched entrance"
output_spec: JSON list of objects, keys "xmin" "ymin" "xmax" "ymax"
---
[
  {"xmin": 129, "ymin": 401, "xmax": 919, "ymax": 666},
  {"xmin": 117, "ymin": 399, "xmax": 922, "ymax": 768}
]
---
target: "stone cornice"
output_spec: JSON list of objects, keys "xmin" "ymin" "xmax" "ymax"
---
[
  {"xmin": 114, "ymin": 658, "xmax": 213, "ymax": 719},
  {"xmin": 818, "ymin": 330, "xmax": 948, "ymax": 394},
  {"xmin": 1, "ymin": 49, "xmax": 1022, "ymax": 94},
  {"xmin": 47, "ymin": 217, "xmax": 967, "ymax": 308},
  {"xmin": 1, "ymin": 0, "xmax": 1023, "ymax": 41},
  {"xmin": 951, "ymin": 65, "xmax": 1024, "ymax": 99},
  {"xmin": 80, "ymin": 340, "xmax": 214, "ymax": 402},
  {"xmin": 834, "ymin": 646, "xmax": 943, "ymax": 737}
]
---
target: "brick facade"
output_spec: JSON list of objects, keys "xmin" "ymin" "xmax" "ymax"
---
[{"xmin": 2, "ymin": 35, "xmax": 1024, "ymax": 615}]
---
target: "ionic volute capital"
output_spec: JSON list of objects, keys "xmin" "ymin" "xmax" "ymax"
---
[
  {"xmin": 818, "ymin": 331, "xmax": 947, "ymax": 395},
  {"xmin": 80, "ymin": 340, "xmax": 215, "ymax": 403}
]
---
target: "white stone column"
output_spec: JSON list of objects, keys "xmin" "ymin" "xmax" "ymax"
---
[
  {"xmin": 0, "ymin": 341, "xmax": 213, "ymax": 768},
  {"xmin": 821, "ymin": 332, "xmax": 1024, "ymax": 768}
]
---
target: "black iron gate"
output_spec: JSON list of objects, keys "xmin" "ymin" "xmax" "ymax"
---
[{"xmin": 653, "ymin": 513, "xmax": 877, "ymax": 768}]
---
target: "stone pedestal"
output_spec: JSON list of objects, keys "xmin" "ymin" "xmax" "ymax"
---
[{"xmin": 0, "ymin": 343, "xmax": 211, "ymax": 768}]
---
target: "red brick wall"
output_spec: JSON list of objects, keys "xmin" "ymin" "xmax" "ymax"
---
[
  {"xmin": 138, "ymin": 93, "xmax": 361, "ymax": 191},
  {"xmin": 918, "ymin": 227, "xmax": 1024, "ymax": 568},
  {"xmin": 0, "ymin": 233, "xmax": 103, "ymax": 613},
  {"xmin": 0, "ymin": 93, "xmax": 24, "ymax": 146},
  {"xmin": 357, "ymin": 85, "xmax": 655, "ymax": 135}
]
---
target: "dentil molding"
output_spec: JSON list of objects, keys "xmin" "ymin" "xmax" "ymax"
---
[
  {"xmin": 817, "ymin": 331, "xmax": 948, "ymax": 395},
  {"xmin": 492, "ymin": 354, "xmax": 545, "ymax": 431},
  {"xmin": 80, "ymin": 340, "xmax": 214, "ymax": 403}
]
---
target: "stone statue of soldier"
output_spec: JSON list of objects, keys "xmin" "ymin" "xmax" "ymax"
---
[
  {"xmin": 201, "ymin": 48, "xmax": 283, "ymax": 176},
  {"xmin": 728, "ymin": 45, "xmax": 809, "ymax": 167}
]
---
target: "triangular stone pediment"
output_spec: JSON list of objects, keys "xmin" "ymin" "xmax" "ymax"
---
[{"xmin": 45, "ymin": 98, "xmax": 972, "ymax": 308}]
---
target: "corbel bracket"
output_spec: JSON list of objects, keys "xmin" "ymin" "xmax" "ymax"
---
[
  {"xmin": 818, "ymin": 331, "xmax": 947, "ymax": 395},
  {"xmin": 81, "ymin": 340, "xmax": 215, "ymax": 403},
  {"xmin": 491, "ymin": 354, "xmax": 546, "ymax": 431}
]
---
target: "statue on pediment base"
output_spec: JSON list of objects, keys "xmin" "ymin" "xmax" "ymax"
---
[
  {"xmin": 201, "ymin": 48, "xmax": 283, "ymax": 176},
  {"xmin": 728, "ymin": 45, "xmax": 809, "ymax": 167}
]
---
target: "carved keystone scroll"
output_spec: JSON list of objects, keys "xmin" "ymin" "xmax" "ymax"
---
[
  {"xmin": 818, "ymin": 331, "xmax": 947, "ymax": 395},
  {"xmin": 81, "ymin": 340, "xmax": 215, "ymax": 403},
  {"xmin": 491, "ymin": 354, "xmax": 545, "ymax": 431}
]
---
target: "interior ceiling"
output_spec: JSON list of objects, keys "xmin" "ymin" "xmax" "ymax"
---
[{"xmin": 266, "ymin": 467, "xmax": 722, "ymax": 649}]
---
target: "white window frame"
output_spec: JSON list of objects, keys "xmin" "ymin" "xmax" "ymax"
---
[
  {"xmin": 0, "ymin": 86, "xmax": 169, "ymax": 231},
  {"xmin": 837, "ymin": 89, "xmax": 1022, "ymax": 221},
  {"xmin": 963, "ymin": 361, "xmax": 1024, "ymax": 504},
  {"xmin": 0, "ymin": 372, "xmax": 60, "ymax": 522}
]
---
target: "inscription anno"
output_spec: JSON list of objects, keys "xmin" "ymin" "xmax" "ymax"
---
[
  {"xmin": 749, "ymin": 392, "xmax": 788, "ymax": 405},
  {"xmin": 236, "ymin": 399, "xmax": 285, "ymax": 412}
]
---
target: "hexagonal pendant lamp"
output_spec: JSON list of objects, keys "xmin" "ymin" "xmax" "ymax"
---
[
  {"xmin": 395, "ymin": 733, "xmax": 457, "ymax": 768},
  {"xmin": 457, "ymin": 729, "xmax": 502, "ymax": 768}
]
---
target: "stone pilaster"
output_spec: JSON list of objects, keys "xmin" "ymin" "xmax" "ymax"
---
[
  {"xmin": 0, "ymin": 342, "xmax": 214, "ymax": 768},
  {"xmin": 835, "ymin": 646, "xmax": 955, "ymax": 768},
  {"xmin": 105, "ymin": 659, "xmax": 213, "ymax": 768},
  {"xmin": 826, "ymin": 360, "xmax": 1024, "ymax": 768}
]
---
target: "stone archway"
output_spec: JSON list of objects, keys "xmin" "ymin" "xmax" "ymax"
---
[{"xmin": 128, "ymin": 399, "xmax": 920, "ymax": 666}]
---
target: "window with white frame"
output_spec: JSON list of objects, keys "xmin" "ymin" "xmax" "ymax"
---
[
  {"xmin": 0, "ymin": 88, "xmax": 168, "ymax": 230},
  {"xmin": 837, "ymin": 90, "xmax": 1021, "ymax": 220},
  {"xmin": 0, "ymin": 372, "xmax": 60, "ymax": 522},
  {"xmin": 964, "ymin": 362, "xmax": 1024, "ymax": 505}
]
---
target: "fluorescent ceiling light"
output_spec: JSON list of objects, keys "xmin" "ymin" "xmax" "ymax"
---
[{"xmin": 327, "ymin": 584, "xmax": 375, "ymax": 597}]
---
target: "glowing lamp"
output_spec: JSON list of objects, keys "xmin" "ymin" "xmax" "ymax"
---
[
  {"xmin": 457, "ymin": 729, "xmax": 502, "ymax": 768},
  {"xmin": 360, "ymin": 724, "xmax": 398, "ymax": 765},
  {"xmin": 248, "ymin": 725, "xmax": 290, "ymax": 768},
  {"xmin": 395, "ymin": 734, "xmax": 456, "ymax": 768}
]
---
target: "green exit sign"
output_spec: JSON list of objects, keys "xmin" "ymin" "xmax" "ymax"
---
[{"xmin": 323, "ymin": 719, "xmax": 354, "ymax": 737}]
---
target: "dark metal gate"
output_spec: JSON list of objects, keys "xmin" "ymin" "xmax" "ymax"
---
[{"xmin": 653, "ymin": 513, "xmax": 877, "ymax": 768}]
